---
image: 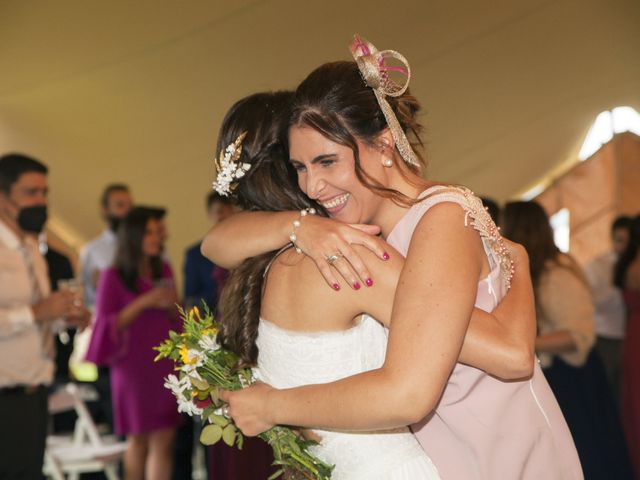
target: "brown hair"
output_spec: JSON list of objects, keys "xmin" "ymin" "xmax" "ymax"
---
[
  {"xmin": 289, "ymin": 61, "xmax": 427, "ymax": 207},
  {"xmin": 114, "ymin": 207, "xmax": 164, "ymax": 292},
  {"xmin": 216, "ymin": 91, "xmax": 324, "ymax": 368},
  {"xmin": 501, "ymin": 201, "xmax": 587, "ymax": 290}
]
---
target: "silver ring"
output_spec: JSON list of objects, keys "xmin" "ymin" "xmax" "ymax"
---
[
  {"xmin": 325, "ymin": 252, "xmax": 343, "ymax": 265},
  {"xmin": 221, "ymin": 405, "xmax": 230, "ymax": 418}
]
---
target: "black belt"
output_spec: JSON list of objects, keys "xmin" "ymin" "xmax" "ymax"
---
[{"xmin": 0, "ymin": 384, "xmax": 45, "ymax": 395}]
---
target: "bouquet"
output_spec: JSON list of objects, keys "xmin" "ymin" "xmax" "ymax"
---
[{"xmin": 155, "ymin": 305, "xmax": 334, "ymax": 480}]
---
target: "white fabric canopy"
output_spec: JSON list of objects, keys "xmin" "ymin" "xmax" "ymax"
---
[{"xmin": 1, "ymin": 0, "xmax": 638, "ymax": 262}]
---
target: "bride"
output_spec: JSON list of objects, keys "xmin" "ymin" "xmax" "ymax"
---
[{"xmin": 211, "ymin": 89, "xmax": 537, "ymax": 479}]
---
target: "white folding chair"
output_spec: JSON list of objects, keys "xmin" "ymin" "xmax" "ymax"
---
[{"xmin": 43, "ymin": 383, "xmax": 128, "ymax": 480}]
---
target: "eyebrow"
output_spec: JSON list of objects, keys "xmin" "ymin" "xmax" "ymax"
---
[{"xmin": 289, "ymin": 153, "xmax": 338, "ymax": 164}]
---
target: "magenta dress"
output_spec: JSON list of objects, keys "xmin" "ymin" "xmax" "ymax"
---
[
  {"xmin": 86, "ymin": 263, "xmax": 182, "ymax": 435},
  {"xmin": 387, "ymin": 186, "xmax": 583, "ymax": 480}
]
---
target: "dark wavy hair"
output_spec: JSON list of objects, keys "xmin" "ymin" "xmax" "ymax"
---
[
  {"xmin": 289, "ymin": 61, "xmax": 427, "ymax": 207},
  {"xmin": 217, "ymin": 91, "xmax": 324, "ymax": 368},
  {"xmin": 114, "ymin": 207, "xmax": 164, "ymax": 292},
  {"xmin": 502, "ymin": 201, "xmax": 586, "ymax": 290},
  {"xmin": 614, "ymin": 215, "xmax": 640, "ymax": 288}
]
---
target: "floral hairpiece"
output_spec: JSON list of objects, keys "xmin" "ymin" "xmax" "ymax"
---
[
  {"xmin": 212, "ymin": 131, "xmax": 250, "ymax": 196},
  {"xmin": 349, "ymin": 35, "xmax": 420, "ymax": 168}
]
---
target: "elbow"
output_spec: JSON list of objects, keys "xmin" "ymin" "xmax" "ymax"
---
[
  {"xmin": 388, "ymin": 380, "xmax": 440, "ymax": 425},
  {"xmin": 200, "ymin": 236, "xmax": 213, "ymax": 261},
  {"xmin": 499, "ymin": 345, "xmax": 535, "ymax": 380}
]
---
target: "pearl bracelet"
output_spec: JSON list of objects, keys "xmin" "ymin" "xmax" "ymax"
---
[{"xmin": 289, "ymin": 208, "xmax": 316, "ymax": 254}]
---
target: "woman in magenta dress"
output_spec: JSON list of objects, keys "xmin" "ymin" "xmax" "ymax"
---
[
  {"xmin": 204, "ymin": 37, "xmax": 583, "ymax": 478},
  {"xmin": 616, "ymin": 216, "xmax": 640, "ymax": 479},
  {"xmin": 87, "ymin": 207, "xmax": 181, "ymax": 480}
]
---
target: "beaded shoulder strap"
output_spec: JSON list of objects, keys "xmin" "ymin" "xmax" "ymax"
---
[{"xmin": 419, "ymin": 185, "xmax": 514, "ymax": 289}]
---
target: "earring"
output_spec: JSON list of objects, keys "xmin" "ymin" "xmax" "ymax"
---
[{"xmin": 382, "ymin": 157, "xmax": 393, "ymax": 167}]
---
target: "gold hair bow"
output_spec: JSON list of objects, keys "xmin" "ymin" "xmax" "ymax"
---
[{"xmin": 349, "ymin": 35, "xmax": 420, "ymax": 167}]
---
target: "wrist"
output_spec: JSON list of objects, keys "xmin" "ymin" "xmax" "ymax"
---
[
  {"xmin": 281, "ymin": 211, "xmax": 299, "ymax": 248},
  {"xmin": 264, "ymin": 387, "xmax": 280, "ymax": 426},
  {"xmin": 31, "ymin": 302, "xmax": 47, "ymax": 323},
  {"xmin": 288, "ymin": 208, "xmax": 317, "ymax": 254}
]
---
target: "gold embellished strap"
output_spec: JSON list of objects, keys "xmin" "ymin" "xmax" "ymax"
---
[{"xmin": 418, "ymin": 186, "xmax": 515, "ymax": 289}]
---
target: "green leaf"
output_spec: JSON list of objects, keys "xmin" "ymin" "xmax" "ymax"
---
[
  {"xmin": 222, "ymin": 424, "xmax": 236, "ymax": 447},
  {"xmin": 236, "ymin": 432, "xmax": 244, "ymax": 450},
  {"xmin": 209, "ymin": 414, "xmax": 229, "ymax": 427},
  {"xmin": 202, "ymin": 405, "xmax": 215, "ymax": 420},
  {"xmin": 210, "ymin": 386, "xmax": 220, "ymax": 405},
  {"xmin": 267, "ymin": 470, "xmax": 284, "ymax": 480},
  {"xmin": 200, "ymin": 424, "xmax": 223, "ymax": 445}
]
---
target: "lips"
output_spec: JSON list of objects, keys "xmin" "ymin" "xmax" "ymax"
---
[{"xmin": 320, "ymin": 193, "xmax": 350, "ymax": 211}]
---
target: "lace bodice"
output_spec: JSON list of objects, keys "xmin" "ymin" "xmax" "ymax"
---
[{"xmin": 255, "ymin": 316, "xmax": 437, "ymax": 479}]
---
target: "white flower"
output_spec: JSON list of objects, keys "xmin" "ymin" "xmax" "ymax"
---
[
  {"xmin": 177, "ymin": 397, "xmax": 203, "ymax": 417},
  {"xmin": 198, "ymin": 334, "xmax": 220, "ymax": 353},
  {"xmin": 164, "ymin": 374, "xmax": 189, "ymax": 396},
  {"xmin": 213, "ymin": 131, "xmax": 249, "ymax": 196}
]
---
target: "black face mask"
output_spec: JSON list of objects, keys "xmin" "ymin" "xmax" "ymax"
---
[
  {"xmin": 107, "ymin": 216, "xmax": 122, "ymax": 233},
  {"xmin": 17, "ymin": 205, "xmax": 48, "ymax": 233}
]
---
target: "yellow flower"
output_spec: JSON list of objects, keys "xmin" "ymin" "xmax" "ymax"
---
[
  {"xmin": 189, "ymin": 306, "xmax": 201, "ymax": 320},
  {"xmin": 179, "ymin": 344, "xmax": 197, "ymax": 366},
  {"xmin": 202, "ymin": 328, "xmax": 218, "ymax": 336}
]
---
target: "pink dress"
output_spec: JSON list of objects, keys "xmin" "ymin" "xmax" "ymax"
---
[{"xmin": 386, "ymin": 186, "xmax": 583, "ymax": 480}]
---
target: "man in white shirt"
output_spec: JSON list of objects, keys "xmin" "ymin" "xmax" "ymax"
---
[
  {"xmin": 80, "ymin": 183, "xmax": 133, "ymax": 308},
  {"xmin": 586, "ymin": 215, "xmax": 633, "ymax": 404},
  {"xmin": 0, "ymin": 153, "xmax": 90, "ymax": 478}
]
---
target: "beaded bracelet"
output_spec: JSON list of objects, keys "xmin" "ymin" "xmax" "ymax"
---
[{"xmin": 289, "ymin": 208, "xmax": 316, "ymax": 253}]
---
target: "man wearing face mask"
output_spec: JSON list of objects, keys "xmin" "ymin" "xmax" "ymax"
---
[
  {"xmin": 80, "ymin": 183, "xmax": 133, "ymax": 309},
  {"xmin": 0, "ymin": 153, "xmax": 91, "ymax": 478}
]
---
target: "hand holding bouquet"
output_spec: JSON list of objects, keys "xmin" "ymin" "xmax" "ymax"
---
[{"xmin": 155, "ymin": 306, "xmax": 333, "ymax": 480}]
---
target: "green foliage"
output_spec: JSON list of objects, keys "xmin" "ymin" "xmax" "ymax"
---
[{"xmin": 155, "ymin": 304, "xmax": 334, "ymax": 480}]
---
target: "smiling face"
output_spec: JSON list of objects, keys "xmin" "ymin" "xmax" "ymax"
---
[{"xmin": 288, "ymin": 126, "xmax": 389, "ymax": 225}]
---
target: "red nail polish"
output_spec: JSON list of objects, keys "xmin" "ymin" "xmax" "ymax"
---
[
  {"xmin": 365, "ymin": 278, "xmax": 373, "ymax": 287},
  {"xmin": 332, "ymin": 283, "xmax": 340, "ymax": 291},
  {"xmin": 353, "ymin": 282, "xmax": 361, "ymax": 290},
  {"xmin": 382, "ymin": 252, "xmax": 390, "ymax": 260}
]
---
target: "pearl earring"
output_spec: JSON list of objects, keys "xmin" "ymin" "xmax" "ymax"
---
[{"xmin": 382, "ymin": 158, "xmax": 393, "ymax": 167}]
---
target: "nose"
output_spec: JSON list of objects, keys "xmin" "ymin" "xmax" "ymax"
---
[{"xmin": 305, "ymin": 169, "xmax": 326, "ymax": 200}]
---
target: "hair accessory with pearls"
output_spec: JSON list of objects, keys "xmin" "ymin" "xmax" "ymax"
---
[{"xmin": 213, "ymin": 131, "xmax": 250, "ymax": 196}]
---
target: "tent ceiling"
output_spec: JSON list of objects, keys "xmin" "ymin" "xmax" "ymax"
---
[{"xmin": 1, "ymin": 0, "xmax": 639, "ymax": 259}]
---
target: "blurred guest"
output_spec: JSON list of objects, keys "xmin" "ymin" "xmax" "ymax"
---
[
  {"xmin": 184, "ymin": 192, "xmax": 235, "ymax": 310},
  {"xmin": 480, "ymin": 196, "xmax": 501, "ymax": 225},
  {"xmin": 80, "ymin": 183, "xmax": 132, "ymax": 432},
  {"xmin": 586, "ymin": 216, "xmax": 633, "ymax": 404},
  {"xmin": 503, "ymin": 201, "xmax": 632, "ymax": 480},
  {"xmin": 615, "ymin": 215, "xmax": 640, "ymax": 479},
  {"xmin": 86, "ymin": 207, "xmax": 181, "ymax": 480},
  {"xmin": 44, "ymin": 243, "xmax": 80, "ymax": 433},
  {"xmin": 43, "ymin": 243, "xmax": 76, "ymax": 383},
  {"xmin": 173, "ymin": 193, "xmax": 235, "ymax": 480},
  {"xmin": 0, "ymin": 153, "xmax": 90, "ymax": 478},
  {"xmin": 80, "ymin": 183, "xmax": 133, "ymax": 308}
]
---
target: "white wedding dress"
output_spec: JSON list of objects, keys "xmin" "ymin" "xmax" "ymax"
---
[{"xmin": 256, "ymin": 315, "xmax": 441, "ymax": 480}]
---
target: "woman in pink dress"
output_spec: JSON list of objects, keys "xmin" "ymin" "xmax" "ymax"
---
[
  {"xmin": 615, "ymin": 216, "xmax": 640, "ymax": 478},
  {"xmin": 206, "ymin": 37, "xmax": 582, "ymax": 478},
  {"xmin": 86, "ymin": 207, "xmax": 182, "ymax": 480}
]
